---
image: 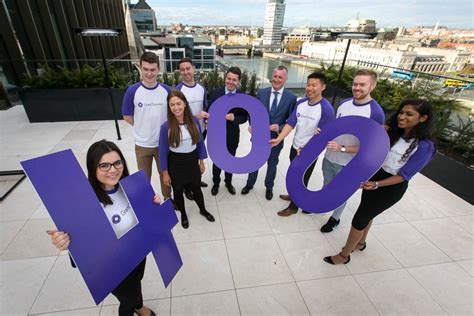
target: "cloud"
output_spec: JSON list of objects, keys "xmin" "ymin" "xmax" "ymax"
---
[{"xmin": 146, "ymin": 0, "xmax": 473, "ymax": 28}]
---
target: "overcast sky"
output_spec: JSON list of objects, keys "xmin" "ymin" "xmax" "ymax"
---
[{"xmin": 146, "ymin": 0, "xmax": 472, "ymax": 28}]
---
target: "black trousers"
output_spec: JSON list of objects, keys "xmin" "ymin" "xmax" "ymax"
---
[
  {"xmin": 169, "ymin": 150, "xmax": 206, "ymax": 214},
  {"xmin": 112, "ymin": 258, "xmax": 146, "ymax": 316},
  {"xmin": 212, "ymin": 140, "xmax": 238, "ymax": 185},
  {"xmin": 352, "ymin": 168, "xmax": 408, "ymax": 230},
  {"xmin": 288, "ymin": 147, "xmax": 318, "ymax": 210}
]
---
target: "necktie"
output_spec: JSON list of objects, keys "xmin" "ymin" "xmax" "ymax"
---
[{"xmin": 270, "ymin": 91, "xmax": 279, "ymax": 114}]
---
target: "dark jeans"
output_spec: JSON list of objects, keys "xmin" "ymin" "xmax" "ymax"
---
[
  {"xmin": 246, "ymin": 142, "xmax": 283, "ymax": 190},
  {"xmin": 288, "ymin": 147, "xmax": 317, "ymax": 210}
]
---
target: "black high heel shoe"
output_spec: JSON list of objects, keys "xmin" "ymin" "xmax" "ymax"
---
[
  {"xmin": 357, "ymin": 242, "xmax": 367, "ymax": 251},
  {"xmin": 323, "ymin": 252, "xmax": 350, "ymax": 265},
  {"xmin": 181, "ymin": 212, "xmax": 189, "ymax": 229},
  {"xmin": 134, "ymin": 308, "xmax": 156, "ymax": 316},
  {"xmin": 200, "ymin": 209, "xmax": 215, "ymax": 222}
]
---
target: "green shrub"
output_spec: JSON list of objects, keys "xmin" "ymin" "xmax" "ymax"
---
[{"xmin": 24, "ymin": 65, "xmax": 129, "ymax": 89}]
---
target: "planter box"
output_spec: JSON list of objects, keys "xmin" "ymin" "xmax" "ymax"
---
[
  {"xmin": 19, "ymin": 88, "xmax": 124, "ymax": 122},
  {"xmin": 420, "ymin": 152, "xmax": 474, "ymax": 204}
]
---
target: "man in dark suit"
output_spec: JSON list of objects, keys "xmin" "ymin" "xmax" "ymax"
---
[
  {"xmin": 207, "ymin": 67, "xmax": 248, "ymax": 196},
  {"xmin": 241, "ymin": 65, "xmax": 297, "ymax": 200}
]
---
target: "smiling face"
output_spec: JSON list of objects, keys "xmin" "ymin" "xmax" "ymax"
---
[
  {"xmin": 397, "ymin": 104, "xmax": 427, "ymax": 134},
  {"xmin": 95, "ymin": 151, "xmax": 123, "ymax": 191},
  {"xmin": 305, "ymin": 78, "xmax": 326, "ymax": 102},
  {"xmin": 352, "ymin": 74, "xmax": 376, "ymax": 101},
  {"xmin": 140, "ymin": 61, "xmax": 159, "ymax": 87},
  {"xmin": 225, "ymin": 72, "xmax": 240, "ymax": 92},
  {"xmin": 169, "ymin": 95, "xmax": 186, "ymax": 121},
  {"xmin": 271, "ymin": 68, "xmax": 288, "ymax": 91},
  {"xmin": 179, "ymin": 61, "xmax": 195, "ymax": 85}
]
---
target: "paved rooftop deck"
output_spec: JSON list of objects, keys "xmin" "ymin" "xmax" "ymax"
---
[{"xmin": 0, "ymin": 105, "xmax": 472, "ymax": 315}]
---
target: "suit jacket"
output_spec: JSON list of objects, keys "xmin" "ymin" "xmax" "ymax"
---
[
  {"xmin": 256, "ymin": 87, "xmax": 297, "ymax": 139},
  {"xmin": 207, "ymin": 87, "xmax": 248, "ymax": 147}
]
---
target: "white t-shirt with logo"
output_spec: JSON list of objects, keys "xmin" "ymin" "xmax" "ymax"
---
[
  {"xmin": 122, "ymin": 82, "xmax": 171, "ymax": 148},
  {"xmin": 325, "ymin": 98, "xmax": 385, "ymax": 166},
  {"xmin": 176, "ymin": 82, "xmax": 207, "ymax": 129},
  {"xmin": 103, "ymin": 186, "xmax": 138, "ymax": 239}
]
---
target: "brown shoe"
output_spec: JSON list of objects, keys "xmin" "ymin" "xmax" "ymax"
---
[
  {"xmin": 277, "ymin": 207, "xmax": 298, "ymax": 217},
  {"xmin": 279, "ymin": 194, "xmax": 291, "ymax": 201}
]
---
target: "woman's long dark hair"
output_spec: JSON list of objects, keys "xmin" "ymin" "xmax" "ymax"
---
[
  {"xmin": 387, "ymin": 99, "xmax": 433, "ymax": 162},
  {"xmin": 167, "ymin": 90, "xmax": 200, "ymax": 148},
  {"xmin": 86, "ymin": 140, "xmax": 130, "ymax": 205}
]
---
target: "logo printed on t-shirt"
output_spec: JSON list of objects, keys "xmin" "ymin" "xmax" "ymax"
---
[
  {"xmin": 112, "ymin": 214, "xmax": 121, "ymax": 224},
  {"xmin": 138, "ymin": 102, "xmax": 143, "ymax": 107}
]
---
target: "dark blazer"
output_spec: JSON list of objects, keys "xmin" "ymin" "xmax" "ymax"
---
[
  {"xmin": 256, "ymin": 87, "xmax": 297, "ymax": 138},
  {"xmin": 207, "ymin": 87, "xmax": 248, "ymax": 147}
]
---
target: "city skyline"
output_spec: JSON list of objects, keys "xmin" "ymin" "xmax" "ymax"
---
[{"xmin": 148, "ymin": 0, "xmax": 472, "ymax": 29}]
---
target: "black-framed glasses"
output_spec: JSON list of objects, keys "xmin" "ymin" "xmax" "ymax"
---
[{"xmin": 97, "ymin": 160, "xmax": 124, "ymax": 172}]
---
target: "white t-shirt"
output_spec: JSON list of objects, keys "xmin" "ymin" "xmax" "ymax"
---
[
  {"xmin": 169, "ymin": 124, "xmax": 197, "ymax": 153},
  {"xmin": 325, "ymin": 98, "xmax": 385, "ymax": 166},
  {"xmin": 121, "ymin": 82, "xmax": 171, "ymax": 148},
  {"xmin": 103, "ymin": 186, "xmax": 138, "ymax": 239},
  {"xmin": 176, "ymin": 82, "xmax": 207, "ymax": 129}
]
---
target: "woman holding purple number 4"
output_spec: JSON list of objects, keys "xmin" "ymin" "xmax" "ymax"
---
[{"xmin": 47, "ymin": 140, "xmax": 157, "ymax": 316}]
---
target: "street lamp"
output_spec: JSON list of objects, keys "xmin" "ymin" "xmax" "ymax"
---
[
  {"xmin": 73, "ymin": 27, "xmax": 124, "ymax": 140},
  {"xmin": 330, "ymin": 31, "xmax": 378, "ymax": 107}
]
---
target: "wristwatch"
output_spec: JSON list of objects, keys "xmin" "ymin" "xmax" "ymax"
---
[{"xmin": 340, "ymin": 145, "xmax": 346, "ymax": 152}]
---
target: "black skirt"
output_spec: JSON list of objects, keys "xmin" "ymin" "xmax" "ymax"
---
[
  {"xmin": 352, "ymin": 168, "xmax": 408, "ymax": 230},
  {"xmin": 168, "ymin": 149, "xmax": 201, "ymax": 186}
]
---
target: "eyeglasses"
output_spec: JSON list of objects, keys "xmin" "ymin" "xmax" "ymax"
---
[{"xmin": 97, "ymin": 160, "xmax": 124, "ymax": 172}]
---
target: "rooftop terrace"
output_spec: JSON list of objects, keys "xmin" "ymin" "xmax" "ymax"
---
[{"xmin": 0, "ymin": 105, "xmax": 473, "ymax": 315}]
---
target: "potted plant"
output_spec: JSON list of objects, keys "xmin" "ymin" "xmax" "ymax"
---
[{"xmin": 20, "ymin": 65, "xmax": 129, "ymax": 122}]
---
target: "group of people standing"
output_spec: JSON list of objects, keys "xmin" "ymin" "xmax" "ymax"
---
[{"xmin": 48, "ymin": 51, "xmax": 436, "ymax": 315}]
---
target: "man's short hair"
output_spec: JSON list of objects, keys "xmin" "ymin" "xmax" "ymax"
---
[
  {"xmin": 140, "ymin": 52, "xmax": 159, "ymax": 66},
  {"xmin": 275, "ymin": 65, "xmax": 288, "ymax": 74},
  {"xmin": 307, "ymin": 71, "xmax": 327, "ymax": 85},
  {"xmin": 178, "ymin": 57, "xmax": 194, "ymax": 68},
  {"xmin": 226, "ymin": 66, "xmax": 242, "ymax": 80},
  {"xmin": 354, "ymin": 69, "xmax": 377, "ymax": 82}
]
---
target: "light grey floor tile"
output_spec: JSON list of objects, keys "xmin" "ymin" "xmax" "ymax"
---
[
  {"xmin": 355, "ymin": 269, "xmax": 446, "ymax": 315},
  {"xmin": 237, "ymin": 282, "xmax": 310, "ymax": 316},
  {"xmin": 372, "ymin": 222, "xmax": 451, "ymax": 267},
  {"xmin": 226, "ymin": 235, "xmax": 293, "ymax": 288},
  {"xmin": 0, "ymin": 185, "xmax": 41, "ymax": 221},
  {"xmin": 172, "ymin": 205, "xmax": 223, "ymax": 244},
  {"xmin": 412, "ymin": 218, "xmax": 473, "ymax": 260},
  {"xmin": 456, "ymin": 259, "xmax": 474, "ymax": 277},
  {"xmin": 392, "ymin": 190, "xmax": 446, "ymax": 221},
  {"xmin": 171, "ymin": 240, "xmax": 234, "ymax": 296},
  {"xmin": 265, "ymin": 211, "xmax": 318, "ymax": 234},
  {"xmin": 0, "ymin": 220, "xmax": 24, "ymax": 255},
  {"xmin": 298, "ymin": 276, "xmax": 378, "ymax": 315},
  {"xmin": 449, "ymin": 215, "xmax": 474, "ymax": 234},
  {"xmin": 171, "ymin": 290, "xmax": 239, "ymax": 316},
  {"xmin": 1, "ymin": 218, "xmax": 59, "ymax": 260},
  {"xmin": 408, "ymin": 262, "xmax": 473, "ymax": 315},
  {"xmin": 0, "ymin": 257, "xmax": 56, "ymax": 315},
  {"xmin": 32, "ymin": 307, "xmax": 101, "ymax": 316},
  {"xmin": 62, "ymin": 129, "xmax": 98, "ymax": 141},
  {"xmin": 30, "ymin": 255, "xmax": 98, "ymax": 314},
  {"xmin": 276, "ymin": 231, "xmax": 350, "ymax": 280},
  {"xmin": 415, "ymin": 187, "xmax": 474, "ymax": 217},
  {"xmin": 218, "ymin": 202, "xmax": 272, "ymax": 239}
]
